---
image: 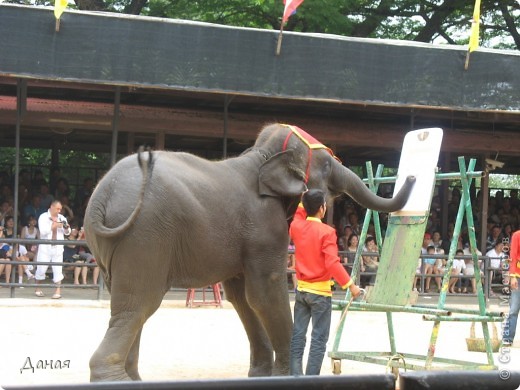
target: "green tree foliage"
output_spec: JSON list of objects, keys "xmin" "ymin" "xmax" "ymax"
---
[
  {"xmin": 0, "ymin": 147, "xmax": 109, "ymax": 187},
  {"xmin": 489, "ymin": 174, "xmax": 520, "ymax": 194},
  {"xmin": 144, "ymin": 0, "xmax": 520, "ymax": 50},
  {"xmin": 6, "ymin": 0, "xmax": 519, "ymax": 49},
  {"xmin": 0, "ymin": 148, "xmax": 109, "ymax": 169}
]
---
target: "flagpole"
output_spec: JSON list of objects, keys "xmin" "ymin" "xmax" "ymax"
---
[
  {"xmin": 56, "ymin": 18, "xmax": 61, "ymax": 32},
  {"xmin": 464, "ymin": 51, "xmax": 471, "ymax": 70},
  {"xmin": 276, "ymin": 24, "xmax": 284, "ymax": 56}
]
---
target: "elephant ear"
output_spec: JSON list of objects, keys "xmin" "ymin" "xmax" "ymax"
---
[{"xmin": 258, "ymin": 150, "xmax": 307, "ymax": 197}]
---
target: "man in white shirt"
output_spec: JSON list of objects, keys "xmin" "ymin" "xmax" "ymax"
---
[
  {"xmin": 35, "ymin": 200, "xmax": 71, "ymax": 299},
  {"xmin": 485, "ymin": 239, "xmax": 506, "ymax": 285}
]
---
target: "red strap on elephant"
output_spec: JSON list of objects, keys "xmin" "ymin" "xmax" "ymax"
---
[{"xmin": 281, "ymin": 124, "xmax": 341, "ymax": 183}]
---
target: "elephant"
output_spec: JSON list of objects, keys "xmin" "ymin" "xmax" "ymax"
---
[{"xmin": 85, "ymin": 123, "xmax": 415, "ymax": 381}]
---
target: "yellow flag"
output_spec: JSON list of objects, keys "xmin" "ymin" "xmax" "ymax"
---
[
  {"xmin": 468, "ymin": 0, "xmax": 481, "ymax": 52},
  {"xmin": 54, "ymin": 0, "xmax": 68, "ymax": 20}
]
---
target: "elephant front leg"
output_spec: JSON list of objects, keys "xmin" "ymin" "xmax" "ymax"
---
[
  {"xmin": 243, "ymin": 267, "xmax": 293, "ymax": 376},
  {"xmin": 223, "ymin": 276, "xmax": 274, "ymax": 376}
]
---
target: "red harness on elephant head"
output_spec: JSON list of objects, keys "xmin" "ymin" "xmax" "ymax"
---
[{"xmin": 281, "ymin": 124, "xmax": 341, "ymax": 183}]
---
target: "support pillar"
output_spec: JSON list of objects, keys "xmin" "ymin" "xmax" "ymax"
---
[
  {"xmin": 110, "ymin": 86, "xmax": 121, "ymax": 167},
  {"xmin": 480, "ymin": 154, "xmax": 490, "ymax": 255},
  {"xmin": 155, "ymin": 131, "xmax": 165, "ymax": 150},
  {"xmin": 127, "ymin": 132, "xmax": 135, "ymax": 154}
]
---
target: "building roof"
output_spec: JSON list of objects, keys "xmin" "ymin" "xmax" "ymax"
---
[{"xmin": 0, "ymin": 4, "xmax": 519, "ymax": 172}]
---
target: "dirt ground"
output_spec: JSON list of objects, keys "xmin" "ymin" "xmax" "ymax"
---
[{"xmin": 0, "ymin": 296, "xmax": 518, "ymax": 387}]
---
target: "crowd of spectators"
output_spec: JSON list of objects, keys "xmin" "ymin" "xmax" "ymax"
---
[
  {"xmin": 332, "ymin": 186, "xmax": 520, "ymax": 292},
  {"xmin": 0, "ymin": 167, "xmax": 98, "ymax": 287}
]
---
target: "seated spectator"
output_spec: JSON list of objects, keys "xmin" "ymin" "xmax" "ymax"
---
[
  {"xmin": 348, "ymin": 212, "xmax": 362, "ymax": 235},
  {"xmin": 462, "ymin": 255, "xmax": 483, "ymax": 293},
  {"xmin": 448, "ymin": 249, "xmax": 466, "ymax": 293},
  {"xmin": 63, "ymin": 225, "xmax": 95, "ymax": 285},
  {"xmin": 54, "ymin": 177, "xmax": 71, "ymax": 200},
  {"xmin": 38, "ymin": 183, "xmax": 54, "ymax": 210},
  {"xmin": 19, "ymin": 169, "xmax": 32, "ymax": 192},
  {"xmin": 17, "ymin": 183, "xmax": 30, "ymax": 214},
  {"xmin": 422, "ymin": 245, "xmax": 437, "ymax": 292},
  {"xmin": 338, "ymin": 224, "xmax": 353, "ymax": 252},
  {"xmin": 59, "ymin": 195, "xmax": 75, "ymax": 225},
  {"xmin": 20, "ymin": 215, "xmax": 40, "ymax": 261},
  {"xmin": 486, "ymin": 225, "xmax": 502, "ymax": 252},
  {"xmin": 421, "ymin": 232, "xmax": 432, "ymax": 254},
  {"xmin": 0, "ymin": 185, "xmax": 13, "ymax": 206},
  {"xmin": 0, "ymin": 229, "xmax": 12, "ymax": 284},
  {"xmin": 0, "ymin": 199, "xmax": 14, "ymax": 228},
  {"xmin": 74, "ymin": 177, "xmax": 94, "ymax": 213},
  {"xmin": 503, "ymin": 223, "xmax": 514, "ymax": 244},
  {"xmin": 427, "ymin": 210, "xmax": 441, "ymax": 234},
  {"xmin": 367, "ymin": 222, "xmax": 377, "ymax": 239},
  {"xmin": 433, "ymin": 256, "xmax": 447, "ymax": 292},
  {"xmin": 31, "ymin": 170, "xmax": 47, "ymax": 194},
  {"xmin": 441, "ymin": 223, "xmax": 455, "ymax": 254},
  {"xmin": 485, "ymin": 238, "xmax": 507, "ymax": 286},
  {"xmin": 361, "ymin": 236, "xmax": 379, "ymax": 286},
  {"xmin": 77, "ymin": 227, "xmax": 99, "ymax": 285},
  {"xmin": 22, "ymin": 194, "xmax": 45, "ymax": 226},
  {"xmin": 3, "ymin": 215, "xmax": 16, "ymax": 238},
  {"xmin": 414, "ymin": 258, "xmax": 422, "ymax": 292},
  {"xmin": 344, "ymin": 233, "xmax": 359, "ymax": 265},
  {"xmin": 13, "ymin": 243, "xmax": 34, "ymax": 286},
  {"xmin": 63, "ymin": 225, "xmax": 80, "ymax": 278},
  {"xmin": 430, "ymin": 231, "xmax": 444, "ymax": 253},
  {"xmin": 462, "ymin": 241, "xmax": 483, "ymax": 293}
]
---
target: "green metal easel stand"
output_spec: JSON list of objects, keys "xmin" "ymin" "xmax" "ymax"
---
[{"xmin": 329, "ymin": 156, "xmax": 504, "ymax": 376}]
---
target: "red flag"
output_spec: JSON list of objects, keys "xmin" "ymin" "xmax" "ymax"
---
[{"xmin": 282, "ymin": 0, "xmax": 304, "ymax": 23}]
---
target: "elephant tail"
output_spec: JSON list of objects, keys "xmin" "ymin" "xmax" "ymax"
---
[{"xmin": 87, "ymin": 146, "xmax": 154, "ymax": 238}]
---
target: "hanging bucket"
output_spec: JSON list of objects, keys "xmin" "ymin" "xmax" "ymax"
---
[{"xmin": 465, "ymin": 321, "xmax": 501, "ymax": 352}]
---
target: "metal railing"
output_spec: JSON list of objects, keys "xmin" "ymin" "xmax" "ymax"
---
[
  {"xmin": 0, "ymin": 237, "xmax": 104, "ymax": 299},
  {"xmin": 1, "ymin": 236, "xmax": 511, "ymax": 303},
  {"xmin": 336, "ymin": 250, "xmax": 511, "ymax": 301}
]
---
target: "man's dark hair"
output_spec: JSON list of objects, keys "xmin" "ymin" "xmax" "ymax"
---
[
  {"xmin": 365, "ymin": 235, "xmax": 376, "ymax": 245},
  {"xmin": 302, "ymin": 189, "xmax": 325, "ymax": 216}
]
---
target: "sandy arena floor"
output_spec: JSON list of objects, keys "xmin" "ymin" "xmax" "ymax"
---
[{"xmin": 0, "ymin": 295, "xmax": 518, "ymax": 387}]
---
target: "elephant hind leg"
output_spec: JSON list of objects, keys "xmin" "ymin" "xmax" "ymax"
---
[
  {"xmin": 90, "ymin": 291, "xmax": 164, "ymax": 381},
  {"xmin": 125, "ymin": 329, "xmax": 143, "ymax": 380},
  {"xmin": 90, "ymin": 319, "xmax": 140, "ymax": 381},
  {"xmin": 223, "ymin": 276, "xmax": 274, "ymax": 377}
]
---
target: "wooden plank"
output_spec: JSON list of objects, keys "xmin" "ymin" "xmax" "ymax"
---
[{"xmin": 367, "ymin": 128, "xmax": 443, "ymax": 306}]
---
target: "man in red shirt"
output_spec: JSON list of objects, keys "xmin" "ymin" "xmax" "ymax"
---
[
  {"xmin": 289, "ymin": 189, "xmax": 361, "ymax": 375},
  {"xmin": 503, "ymin": 229, "xmax": 519, "ymax": 346}
]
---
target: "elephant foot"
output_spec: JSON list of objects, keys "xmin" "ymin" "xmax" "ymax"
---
[
  {"xmin": 127, "ymin": 371, "xmax": 142, "ymax": 381},
  {"xmin": 90, "ymin": 355, "xmax": 138, "ymax": 382},
  {"xmin": 90, "ymin": 369, "xmax": 135, "ymax": 382},
  {"xmin": 248, "ymin": 363, "xmax": 289, "ymax": 377},
  {"xmin": 248, "ymin": 365, "xmax": 272, "ymax": 377},
  {"xmin": 272, "ymin": 364, "xmax": 290, "ymax": 376},
  {"xmin": 272, "ymin": 357, "xmax": 290, "ymax": 376}
]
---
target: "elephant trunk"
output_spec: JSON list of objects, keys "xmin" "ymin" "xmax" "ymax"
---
[{"xmin": 331, "ymin": 163, "xmax": 415, "ymax": 213}]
